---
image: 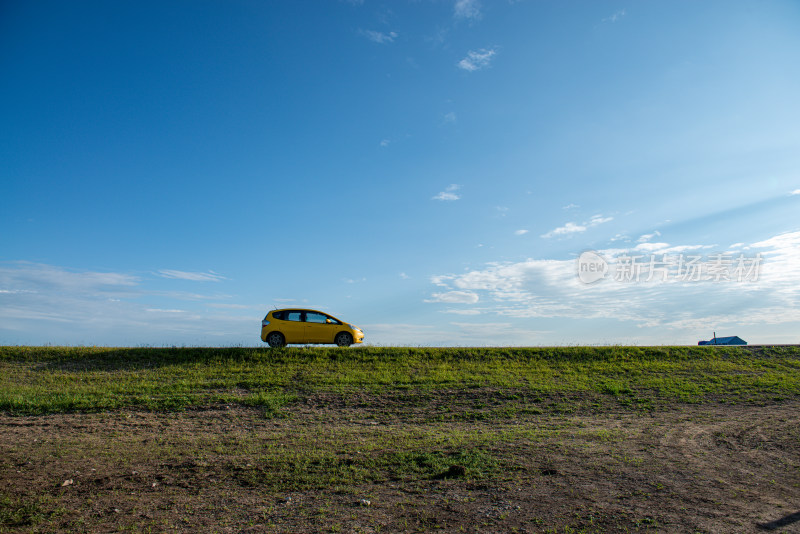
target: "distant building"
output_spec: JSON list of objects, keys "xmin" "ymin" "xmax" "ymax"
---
[{"xmin": 698, "ymin": 336, "xmax": 747, "ymax": 346}]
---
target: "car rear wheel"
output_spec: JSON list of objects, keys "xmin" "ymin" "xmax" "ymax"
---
[
  {"xmin": 266, "ymin": 332, "xmax": 286, "ymax": 348},
  {"xmin": 335, "ymin": 332, "xmax": 353, "ymax": 347}
]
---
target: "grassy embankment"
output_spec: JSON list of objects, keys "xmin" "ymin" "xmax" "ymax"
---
[
  {"xmin": 2, "ymin": 345, "xmax": 800, "ymax": 532},
  {"xmin": 2, "ymin": 345, "xmax": 799, "ymax": 415}
]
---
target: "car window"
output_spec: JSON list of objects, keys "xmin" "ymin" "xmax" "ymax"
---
[
  {"xmin": 285, "ymin": 311, "xmax": 303, "ymax": 322},
  {"xmin": 305, "ymin": 312, "xmax": 328, "ymax": 324},
  {"xmin": 272, "ymin": 310, "xmax": 285, "ymax": 320}
]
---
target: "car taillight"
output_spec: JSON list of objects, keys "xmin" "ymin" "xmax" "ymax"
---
[{"xmin": 262, "ymin": 320, "xmax": 270, "ymax": 327}]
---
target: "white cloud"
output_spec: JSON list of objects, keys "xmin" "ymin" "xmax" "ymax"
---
[
  {"xmin": 603, "ymin": 9, "xmax": 626, "ymax": 23},
  {"xmin": 458, "ymin": 48, "xmax": 496, "ymax": 72},
  {"xmin": 0, "ymin": 262, "xmax": 257, "ymax": 345},
  {"xmin": 541, "ymin": 214, "xmax": 613, "ymax": 239},
  {"xmin": 588, "ymin": 214, "xmax": 613, "ymax": 226},
  {"xmin": 514, "ymin": 229, "xmax": 529, "ymax": 235},
  {"xmin": 399, "ymin": 272, "xmax": 410, "ymax": 279},
  {"xmin": 360, "ymin": 29, "xmax": 397, "ymax": 44},
  {"xmin": 0, "ymin": 262, "xmax": 139, "ymax": 291},
  {"xmin": 442, "ymin": 308, "xmax": 481, "ymax": 315},
  {"xmin": 433, "ymin": 184, "xmax": 461, "ymax": 201},
  {"xmin": 157, "ymin": 270, "xmax": 227, "ymax": 282},
  {"xmin": 425, "ymin": 231, "xmax": 800, "ymax": 335},
  {"xmin": 791, "ymin": 189, "xmax": 800, "ymax": 195},
  {"xmin": 632, "ymin": 243, "xmax": 708, "ymax": 254},
  {"xmin": 562, "ymin": 203, "xmax": 579, "ymax": 210},
  {"xmin": 454, "ymin": 0, "xmax": 481, "ymax": 20},
  {"xmin": 637, "ymin": 230, "xmax": 662, "ymax": 243},
  {"xmin": 541, "ymin": 222, "xmax": 586, "ymax": 238},
  {"xmin": 380, "ymin": 139, "xmax": 390, "ymax": 147},
  {"xmin": 442, "ymin": 111, "xmax": 457, "ymax": 124},
  {"xmin": 425, "ymin": 290, "xmax": 480, "ymax": 304}
]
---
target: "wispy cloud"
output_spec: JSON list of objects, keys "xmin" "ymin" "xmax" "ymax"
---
[
  {"xmin": 791, "ymin": 189, "xmax": 800, "ymax": 195},
  {"xmin": 458, "ymin": 48, "xmax": 496, "ymax": 72},
  {"xmin": 380, "ymin": 139, "xmax": 391, "ymax": 147},
  {"xmin": 454, "ymin": 0, "xmax": 481, "ymax": 21},
  {"xmin": 0, "ymin": 261, "xmax": 139, "ymax": 292},
  {"xmin": 0, "ymin": 262, "xmax": 256, "ymax": 345},
  {"xmin": 602, "ymin": 9, "xmax": 626, "ymax": 23},
  {"xmin": 637, "ymin": 230, "xmax": 662, "ymax": 243},
  {"xmin": 442, "ymin": 308, "xmax": 481, "ymax": 315},
  {"xmin": 541, "ymin": 222, "xmax": 586, "ymax": 238},
  {"xmin": 360, "ymin": 29, "xmax": 397, "ymax": 44},
  {"xmin": 433, "ymin": 184, "xmax": 461, "ymax": 201},
  {"xmin": 562, "ymin": 203, "xmax": 579, "ymax": 210},
  {"xmin": 514, "ymin": 229, "xmax": 529, "ymax": 236},
  {"xmin": 157, "ymin": 270, "xmax": 227, "ymax": 282},
  {"xmin": 442, "ymin": 111, "xmax": 457, "ymax": 124},
  {"xmin": 541, "ymin": 214, "xmax": 613, "ymax": 238},
  {"xmin": 425, "ymin": 290, "xmax": 479, "ymax": 304},
  {"xmin": 633, "ymin": 242, "xmax": 709, "ymax": 254},
  {"xmin": 588, "ymin": 214, "xmax": 613, "ymax": 226},
  {"xmin": 426, "ymin": 231, "xmax": 800, "ymax": 338}
]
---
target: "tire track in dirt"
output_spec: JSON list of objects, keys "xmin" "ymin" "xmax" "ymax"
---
[{"xmin": 653, "ymin": 403, "xmax": 800, "ymax": 532}]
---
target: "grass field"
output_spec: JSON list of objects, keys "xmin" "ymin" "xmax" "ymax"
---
[{"xmin": 2, "ymin": 345, "xmax": 800, "ymax": 532}]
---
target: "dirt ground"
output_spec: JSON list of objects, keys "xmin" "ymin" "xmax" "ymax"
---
[{"xmin": 2, "ymin": 393, "xmax": 800, "ymax": 533}]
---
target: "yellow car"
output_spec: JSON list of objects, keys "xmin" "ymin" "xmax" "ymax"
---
[{"xmin": 261, "ymin": 308, "xmax": 365, "ymax": 347}]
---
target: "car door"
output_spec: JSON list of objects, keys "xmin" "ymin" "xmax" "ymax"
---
[
  {"xmin": 281, "ymin": 310, "xmax": 307, "ymax": 343},
  {"xmin": 304, "ymin": 312, "xmax": 337, "ymax": 343}
]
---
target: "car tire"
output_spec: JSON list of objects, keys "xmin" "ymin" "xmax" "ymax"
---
[
  {"xmin": 335, "ymin": 332, "xmax": 353, "ymax": 347},
  {"xmin": 266, "ymin": 332, "xmax": 286, "ymax": 348}
]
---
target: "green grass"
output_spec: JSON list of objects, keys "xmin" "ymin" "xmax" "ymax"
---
[
  {"xmin": 1, "ymin": 345, "xmax": 799, "ymax": 415},
  {"xmin": 0, "ymin": 492, "xmax": 64, "ymax": 529}
]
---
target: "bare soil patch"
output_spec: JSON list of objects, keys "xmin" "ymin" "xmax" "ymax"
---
[{"xmin": 2, "ymin": 393, "xmax": 799, "ymax": 533}]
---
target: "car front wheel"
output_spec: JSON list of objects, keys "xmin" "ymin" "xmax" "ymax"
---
[
  {"xmin": 335, "ymin": 332, "xmax": 353, "ymax": 347},
  {"xmin": 266, "ymin": 332, "xmax": 286, "ymax": 348}
]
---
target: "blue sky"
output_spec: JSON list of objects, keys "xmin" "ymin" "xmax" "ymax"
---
[{"xmin": 2, "ymin": 0, "xmax": 799, "ymax": 346}]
